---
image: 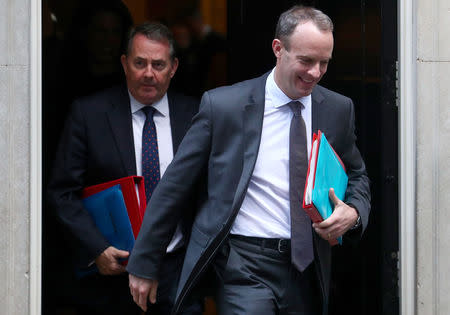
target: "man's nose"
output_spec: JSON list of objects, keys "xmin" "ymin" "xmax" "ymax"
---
[
  {"xmin": 308, "ymin": 63, "xmax": 321, "ymax": 79},
  {"xmin": 143, "ymin": 65, "xmax": 155, "ymax": 78}
]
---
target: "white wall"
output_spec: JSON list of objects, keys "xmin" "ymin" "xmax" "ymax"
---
[
  {"xmin": 416, "ymin": 0, "xmax": 450, "ymax": 314},
  {"xmin": 0, "ymin": 0, "xmax": 33, "ymax": 314}
]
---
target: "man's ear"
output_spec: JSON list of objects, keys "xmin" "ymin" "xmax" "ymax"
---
[
  {"xmin": 272, "ymin": 39, "xmax": 283, "ymax": 58},
  {"xmin": 170, "ymin": 57, "xmax": 179, "ymax": 78},
  {"xmin": 120, "ymin": 54, "xmax": 128, "ymax": 74}
]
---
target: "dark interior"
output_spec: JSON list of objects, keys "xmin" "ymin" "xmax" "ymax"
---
[{"xmin": 42, "ymin": 1, "xmax": 399, "ymax": 314}]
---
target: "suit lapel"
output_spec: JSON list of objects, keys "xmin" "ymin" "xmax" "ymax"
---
[
  {"xmin": 167, "ymin": 92, "xmax": 186, "ymax": 153},
  {"xmin": 231, "ymin": 73, "xmax": 268, "ymax": 212},
  {"xmin": 311, "ymin": 86, "xmax": 326, "ymax": 134},
  {"xmin": 106, "ymin": 86, "xmax": 137, "ymax": 176}
]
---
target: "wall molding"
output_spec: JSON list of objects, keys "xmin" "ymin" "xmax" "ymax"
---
[
  {"xmin": 30, "ymin": 0, "xmax": 42, "ymax": 314},
  {"xmin": 398, "ymin": 0, "xmax": 417, "ymax": 314}
]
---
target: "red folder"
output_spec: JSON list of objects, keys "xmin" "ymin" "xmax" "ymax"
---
[
  {"xmin": 303, "ymin": 132, "xmax": 325, "ymax": 224},
  {"xmin": 302, "ymin": 131, "xmax": 348, "ymax": 246},
  {"xmin": 82, "ymin": 176, "xmax": 146, "ymax": 238}
]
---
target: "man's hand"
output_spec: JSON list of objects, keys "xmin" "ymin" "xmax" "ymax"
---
[
  {"xmin": 312, "ymin": 188, "xmax": 359, "ymax": 241},
  {"xmin": 129, "ymin": 273, "xmax": 159, "ymax": 312},
  {"xmin": 95, "ymin": 246, "xmax": 129, "ymax": 275}
]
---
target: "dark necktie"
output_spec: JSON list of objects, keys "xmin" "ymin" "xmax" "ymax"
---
[
  {"xmin": 288, "ymin": 101, "xmax": 314, "ymax": 272},
  {"xmin": 141, "ymin": 106, "xmax": 160, "ymax": 204}
]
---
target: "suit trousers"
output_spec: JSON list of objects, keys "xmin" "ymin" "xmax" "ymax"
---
[
  {"xmin": 213, "ymin": 235, "xmax": 321, "ymax": 315},
  {"xmin": 72, "ymin": 249, "xmax": 202, "ymax": 315},
  {"xmin": 73, "ymin": 273, "xmax": 141, "ymax": 315},
  {"xmin": 147, "ymin": 248, "xmax": 203, "ymax": 315}
]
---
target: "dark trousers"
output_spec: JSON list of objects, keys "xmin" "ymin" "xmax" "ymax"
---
[
  {"xmin": 72, "ymin": 249, "xmax": 202, "ymax": 315},
  {"xmin": 213, "ymin": 235, "xmax": 321, "ymax": 315},
  {"xmin": 147, "ymin": 248, "xmax": 203, "ymax": 315},
  {"xmin": 73, "ymin": 273, "xmax": 141, "ymax": 315}
]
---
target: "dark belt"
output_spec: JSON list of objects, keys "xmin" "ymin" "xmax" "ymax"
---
[{"xmin": 229, "ymin": 234, "xmax": 291, "ymax": 253}]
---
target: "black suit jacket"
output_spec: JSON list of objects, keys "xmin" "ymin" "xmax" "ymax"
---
[
  {"xmin": 127, "ymin": 72, "xmax": 371, "ymax": 315},
  {"xmin": 47, "ymin": 85, "xmax": 199, "ymax": 266}
]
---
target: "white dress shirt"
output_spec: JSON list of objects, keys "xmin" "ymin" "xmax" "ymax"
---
[
  {"xmin": 230, "ymin": 68, "xmax": 312, "ymax": 238},
  {"xmin": 129, "ymin": 92, "xmax": 183, "ymax": 252}
]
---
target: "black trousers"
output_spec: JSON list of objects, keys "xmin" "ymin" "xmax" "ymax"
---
[
  {"xmin": 73, "ymin": 273, "xmax": 141, "ymax": 315},
  {"xmin": 72, "ymin": 249, "xmax": 202, "ymax": 315},
  {"xmin": 147, "ymin": 248, "xmax": 203, "ymax": 315},
  {"xmin": 213, "ymin": 235, "xmax": 321, "ymax": 315}
]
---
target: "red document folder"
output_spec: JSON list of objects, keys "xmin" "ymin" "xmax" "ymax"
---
[
  {"xmin": 302, "ymin": 131, "xmax": 348, "ymax": 246},
  {"xmin": 82, "ymin": 176, "xmax": 146, "ymax": 238}
]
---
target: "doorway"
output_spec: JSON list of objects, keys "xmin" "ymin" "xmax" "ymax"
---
[{"xmin": 41, "ymin": 0, "xmax": 399, "ymax": 314}]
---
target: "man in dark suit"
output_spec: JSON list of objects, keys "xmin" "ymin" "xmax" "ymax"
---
[
  {"xmin": 128, "ymin": 6, "xmax": 371, "ymax": 315},
  {"xmin": 47, "ymin": 22, "xmax": 202, "ymax": 315}
]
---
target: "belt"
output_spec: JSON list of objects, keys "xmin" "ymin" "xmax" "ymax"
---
[{"xmin": 229, "ymin": 234, "xmax": 291, "ymax": 253}]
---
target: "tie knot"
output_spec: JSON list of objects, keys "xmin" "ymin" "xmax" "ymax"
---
[
  {"xmin": 288, "ymin": 101, "xmax": 304, "ymax": 116},
  {"xmin": 142, "ymin": 106, "xmax": 156, "ymax": 119}
]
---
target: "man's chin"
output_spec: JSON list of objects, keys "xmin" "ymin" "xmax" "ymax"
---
[
  {"xmin": 297, "ymin": 85, "xmax": 315, "ymax": 97},
  {"xmin": 140, "ymin": 86, "xmax": 156, "ymax": 93},
  {"xmin": 136, "ymin": 93, "xmax": 159, "ymax": 105}
]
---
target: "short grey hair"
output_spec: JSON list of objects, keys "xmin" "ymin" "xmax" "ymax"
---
[
  {"xmin": 275, "ymin": 5, "xmax": 334, "ymax": 51},
  {"xmin": 125, "ymin": 22, "xmax": 177, "ymax": 60}
]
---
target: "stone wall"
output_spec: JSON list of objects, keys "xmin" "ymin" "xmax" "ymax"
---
[
  {"xmin": 416, "ymin": 0, "xmax": 450, "ymax": 314},
  {"xmin": 0, "ymin": 0, "xmax": 31, "ymax": 314}
]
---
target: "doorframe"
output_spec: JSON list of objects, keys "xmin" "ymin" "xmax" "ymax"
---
[
  {"xmin": 398, "ymin": 0, "xmax": 417, "ymax": 314},
  {"xmin": 30, "ymin": 0, "xmax": 42, "ymax": 314},
  {"xmin": 28, "ymin": 0, "xmax": 417, "ymax": 314}
]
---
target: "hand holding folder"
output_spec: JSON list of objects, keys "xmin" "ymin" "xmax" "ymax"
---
[
  {"xmin": 303, "ymin": 131, "xmax": 348, "ymax": 246},
  {"xmin": 82, "ymin": 185, "xmax": 135, "ymax": 253},
  {"xmin": 77, "ymin": 176, "xmax": 146, "ymax": 277}
]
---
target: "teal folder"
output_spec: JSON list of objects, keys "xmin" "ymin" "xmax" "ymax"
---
[{"xmin": 303, "ymin": 131, "xmax": 348, "ymax": 245}]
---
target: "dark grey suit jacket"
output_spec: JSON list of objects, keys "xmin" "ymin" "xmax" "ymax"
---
[
  {"xmin": 127, "ymin": 72, "xmax": 371, "ymax": 314},
  {"xmin": 47, "ymin": 85, "xmax": 199, "ymax": 266}
]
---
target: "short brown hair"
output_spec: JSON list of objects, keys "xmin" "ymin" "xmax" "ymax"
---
[{"xmin": 275, "ymin": 6, "xmax": 333, "ymax": 51}]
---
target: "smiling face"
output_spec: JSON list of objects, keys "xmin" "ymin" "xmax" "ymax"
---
[
  {"xmin": 121, "ymin": 34, "xmax": 178, "ymax": 105},
  {"xmin": 273, "ymin": 20, "xmax": 333, "ymax": 99}
]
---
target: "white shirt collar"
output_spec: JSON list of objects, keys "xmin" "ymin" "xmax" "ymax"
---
[
  {"xmin": 129, "ymin": 92, "xmax": 169, "ymax": 117},
  {"xmin": 266, "ymin": 68, "xmax": 311, "ymax": 109}
]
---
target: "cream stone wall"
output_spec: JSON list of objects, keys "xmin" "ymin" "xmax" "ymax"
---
[
  {"xmin": 416, "ymin": 0, "xmax": 450, "ymax": 314},
  {"xmin": 0, "ymin": 0, "xmax": 32, "ymax": 314}
]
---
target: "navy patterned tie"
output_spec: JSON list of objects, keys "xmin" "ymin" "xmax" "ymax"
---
[
  {"xmin": 288, "ymin": 101, "xmax": 314, "ymax": 272},
  {"xmin": 141, "ymin": 106, "xmax": 160, "ymax": 204}
]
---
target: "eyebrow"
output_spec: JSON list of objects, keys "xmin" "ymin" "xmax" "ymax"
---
[
  {"xmin": 133, "ymin": 56, "xmax": 166, "ymax": 63},
  {"xmin": 296, "ymin": 55, "xmax": 332, "ymax": 61}
]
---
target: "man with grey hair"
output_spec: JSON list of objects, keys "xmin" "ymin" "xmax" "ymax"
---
[
  {"xmin": 128, "ymin": 6, "xmax": 370, "ymax": 315},
  {"xmin": 48, "ymin": 22, "xmax": 202, "ymax": 314}
]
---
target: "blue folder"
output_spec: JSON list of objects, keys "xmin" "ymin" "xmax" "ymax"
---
[
  {"xmin": 77, "ymin": 184, "xmax": 135, "ymax": 277},
  {"xmin": 311, "ymin": 133, "xmax": 348, "ymax": 244}
]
